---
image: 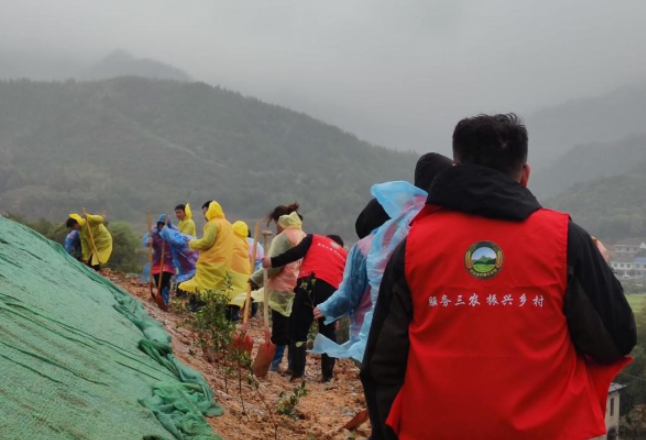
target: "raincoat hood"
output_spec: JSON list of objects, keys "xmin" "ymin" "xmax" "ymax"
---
[
  {"xmin": 355, "ymin": 199, "xmax": 390, "ymax": 240},
  {"xmin": 277, "ymin": 211, "xmax": 302, "ymax": 229},
  {"xmin": 69, "ymin": 213, "xmax": 86, "ymax": 227},
  {"xmin": 184, "ymin": 203, "xmax": 193, "ymax": 220},
  {"xmin": 232, "ymin": 221, "xmax": 249, "ymax": 238},
  {"xmin": 157, "ymin": 214, "xmax": 173, "ymax": 228},
  {"xmin": 205, "ymin": 201, "xmax": 225, "ymax": 221}
]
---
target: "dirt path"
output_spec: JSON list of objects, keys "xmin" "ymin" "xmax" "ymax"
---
[{"xmin": 105, "ymin": 271, "xmax": 371, "ymax": 440}]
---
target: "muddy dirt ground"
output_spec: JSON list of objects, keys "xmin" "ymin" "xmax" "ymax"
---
[{"xmin": 105, "ymin": 271, "xmax": 371, "ymax": 440}]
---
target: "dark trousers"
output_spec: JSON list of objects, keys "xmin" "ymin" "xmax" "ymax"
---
[
  {"xmin": 227, "ymin": 302, "xmax": 259, "ymax": 322},
  {"xmin": 87, "ymin": 262, "xmax": 101, "ymax": 271},
  {"xmin": 271, "ymin": 309, "xmax": 290, "ymax": 346},
  {"xmin": 289, "ymin": 277, "xmax": 337, "ymax": 380},
  {"xmin": 153, "ymin": 272, "xmax": 173, "ymax": 305},
  {"xmin": 289, "ymin": 277, "xmax": 337, "ymax": 345},
  {"xmin": 153, "ymin": 272, "xmax": 173, "ymax": 291}
]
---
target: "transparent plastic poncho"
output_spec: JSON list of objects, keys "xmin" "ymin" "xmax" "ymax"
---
[{"xmin": 313, "ymin": 181, "xmax": 427, "ymax": 362}]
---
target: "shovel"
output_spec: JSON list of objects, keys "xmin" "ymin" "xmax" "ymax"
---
[
  {"xmin": 82, "ymin": 208, "xmax": 101, "ymax": 269},
  {"xmin": 231, "ymin": 222, "xmax": 261, "ymax": 356},
  {"xmin": 154, "ymin": 214, "xmax": 170, "ymax": 311},
  {"xmin": 252, "ymin": 230, "xmax": 275, "ymax": 378},
  {"xmin": 342, "ymin": 409, "xmax": 370, "ymax": 430},
  {"xmin": 146, "ymin": 211, "xmax": 157, "ymax": 301}
]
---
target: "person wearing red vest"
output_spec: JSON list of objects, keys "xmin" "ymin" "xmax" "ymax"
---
[
  {"xmin": 264, "ymin": 233, "xmax": 348, "ymax": 382},
  {"xmin": 361, "ymin": 113, "xmax": 636, "ymax": 440}
]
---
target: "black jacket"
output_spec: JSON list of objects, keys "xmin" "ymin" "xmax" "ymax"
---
[
  {"xmin": 271, "ymin": 234, "xmax": 314, "ymax": 269},
  {"xmin": 360, "ymin": 164, "xmax": 637, "ymax": 440}
]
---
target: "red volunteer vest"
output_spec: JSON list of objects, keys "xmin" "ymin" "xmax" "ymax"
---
[
  {"xmin": 298, "ymin": 235, "xmax": 348, "ymax": 289},
  {"xmin": 387, "ymin": 206, "xmax": 630, "ymax": 440}
]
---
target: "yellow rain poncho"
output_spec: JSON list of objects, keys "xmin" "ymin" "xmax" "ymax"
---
[
  {"xmin": 69, "ymin": 213, "xmax": 113, "ymax": 266},
  {"xmin": 177, "ymin": 203, "xmax": 197, "ymax": 236},
  {"xmin": 249, "ymin": 211, "xmax": 306, "ymax": 316},
  {"xmin": 178, "ymin": 201, "xmax": 234, "ymax": 295},
  {"xmin": 228, "ymin": 221, "xmax": 251, "ymax": 301}
]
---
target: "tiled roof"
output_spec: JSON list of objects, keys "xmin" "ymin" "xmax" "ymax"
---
[
  {"xmin": 610, "ymin": 383, "xmax": 626, "ymax": 393},
  {"xmin": 614, "ymin": 240, "xmax": 646, "ymax": 247}
]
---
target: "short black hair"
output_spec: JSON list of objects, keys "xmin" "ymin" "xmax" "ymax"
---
[
  {"xmin": 175, "ymin": 204, "xmax": 186, "ymax": 211},
  {"xmin": 452, "ymin": 113, "xmax": 528, "ymax": 177},
  {"xmin": 202, "ymin": 200, "xmax": 213, "ymax": 210},
  {"xmin": 65, "ymin": 218, "xmax": 79, "ymax": 228},
  {"xmin": 326, "ymin": 234, "xmax": 344, "ymax": 247},
  {"xmin": 414, "ymin": 153, "xmax": 452, "ymax": 192}
]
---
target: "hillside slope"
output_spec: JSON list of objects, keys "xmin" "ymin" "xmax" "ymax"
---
[
  {"xmin": 79, "ymin": 50, "xmax": 192, "ymax": 82},
  {"xmin": 544, "ymin": 170, "xmax": 646, "ymax": 241},
  {"xmin": 0, "ymin": 78, "xmax": 417, "ymax": 238},
  {"xmin": 526, "ymin": 84, "xmax": 646, "ymax": 169},
  {"xmin": 531, "ymin": 135, "xmax": 646, "ymax": 197}
]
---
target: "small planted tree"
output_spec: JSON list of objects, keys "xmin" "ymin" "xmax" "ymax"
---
[{"xmin": 174, "ymin": 277, "xmax": 279, "ymax": 439}]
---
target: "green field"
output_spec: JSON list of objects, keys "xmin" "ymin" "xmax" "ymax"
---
[
  {"xmin": 473, "ymin": 263, "xmax": 496, "ymax": 273},
  {"xmin": 626, "ymin": 294, "xmax": 646, "ymax": 312}
]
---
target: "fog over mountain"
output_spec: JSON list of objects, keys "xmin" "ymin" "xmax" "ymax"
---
[{"xmin": 1, "ymin": 0, "xmax": 645, "ymax": 157}]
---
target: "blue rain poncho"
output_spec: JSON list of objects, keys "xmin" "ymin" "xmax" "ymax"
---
[
  {"xmin": 313, "ymin": 181, "xmax": 427, "ymax": 362},
  {"xmin": 65, "ymin": 230, "xmax": 81, "ymax": 259},
  {"xmin": 142, "ymin": 215, "xmax": 198, "ymax": 284}
]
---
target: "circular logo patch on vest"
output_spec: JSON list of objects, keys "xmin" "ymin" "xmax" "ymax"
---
[{"xmin": 465, "ymin": 241, "xmax": 504, "ymax": 279}]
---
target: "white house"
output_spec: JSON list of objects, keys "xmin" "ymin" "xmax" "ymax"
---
[
  {"xmin": 610, "ymin": 241, "xmax": 646, "ymax": 281},
  {"xmin": 592, "ymin": 383, "xmax": 625, "ymax": 440},
  {"xmin": 614, "ymin": 241, "xmax": 646, "ymax": 257}
]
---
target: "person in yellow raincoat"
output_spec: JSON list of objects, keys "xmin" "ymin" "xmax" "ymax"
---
[
  {"xmin": 178, "ymin": 200, "xmax": 234, "ymax": 310},
  {"xmin": 249, "ymin": 204, "xmax": 306, "ymax": 372},
  {"xmin": 175, "ymin": 203, "xmax": 196, "ymax": 236},
  {"xmin": 227, "ymin": 221, "xmax": 253, "ymax": 320},
  {"xmin": 66, "ymin": 213, "xmax": 113, "ymax": 271}
]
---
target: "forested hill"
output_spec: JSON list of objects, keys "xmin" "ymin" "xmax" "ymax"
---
[
  {"xmin": 533, "ymin": 133, "xmax": 646, "ymax": 241},
  {"xmin": 532, "ymin": 135, "xmax": 646, "ymax": 197},
  {"xmin": 545, "ymin": 168, "xmax": 646, "ymax": 241},
  {"xmin": 0, "ymin": 78, "xmax": 417, "ymax": 239},
  {"xmin": 526, "ymin": 84, "xmax": 646, "ymax": 170}
]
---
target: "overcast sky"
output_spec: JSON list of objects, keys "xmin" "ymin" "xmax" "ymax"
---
[{"xmin": 0, "ymin": 0, "xmax": 645, "ymax": 154}]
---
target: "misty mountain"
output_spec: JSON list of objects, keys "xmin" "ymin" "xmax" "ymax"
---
[
  {"xmin": 0, "ymin": 77, "xmax": 416, "ymax": 239},
  {"xmin": 526, "ymin": 84, "xmax": 646, "ymax": 170},
  {"xmin": 0, "ymin": 51, "xmax": 86, "ymax": 81},
  {"xmin": 78, "ymin": 51, "xmax": 192, "ymax": 82},
  {"xmin": 545, "ymin": 169, "xmax": 646, "ymax": 242},
  {"xmin": 0, "ymin": 50, "xmax": 191, "ymax": 83},
  {"xmin": 531, "ymin": 135, "xmax": 646, "ymax": 198}
]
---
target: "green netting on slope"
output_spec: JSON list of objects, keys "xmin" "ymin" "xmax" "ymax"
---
[{"xmin": 0, "ymin": 217, "xmax": 224, "ymax": 440}]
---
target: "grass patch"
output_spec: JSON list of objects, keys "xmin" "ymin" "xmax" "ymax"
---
[
  {"xmin": 626, "ymin": 294, "xmax": 646, "ymax": 312},
  {"xmin": 473, "ymin": 263, "xmax": 496, "ymax": 273}
]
